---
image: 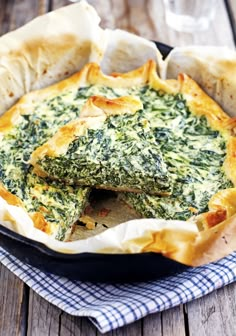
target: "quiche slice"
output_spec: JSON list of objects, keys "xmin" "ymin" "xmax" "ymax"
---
[
  {"xmin": 0, "ymin": 65, "xmax": 101, "ymax": 240},
  {"xmin": 30, "ymin": 95, "xmax": 172, "ymax": 195},
  {"xmin": 30, "ymin": 60, "xmax": 235, "ymax": 227}
]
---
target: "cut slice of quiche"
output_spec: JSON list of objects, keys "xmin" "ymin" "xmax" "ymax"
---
[
  {"xmin": 30, "ymin": 95, "xmax": 172, "ymax": 195},
  {"xmin": 0, "ymin": 65, "xmax": 100, "ymax": 240}
]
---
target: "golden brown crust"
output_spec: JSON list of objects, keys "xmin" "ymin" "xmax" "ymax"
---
[
  {"xmin": 177, "ymin": 73, "xmax": 231, "ymax": 132},
  {"xmin": 6, "ymin": 59, "xmax": 230, "ymax": 135},
  {"xmin": 0, "ymin": 183, "xmax": 24, "ymax": 207},
  {"xmin": 0, "ymin": 60, "xmax": 149, "ymax": 135},
  {"xmin": 88, "ymin": 60, "xmax": 152, "ymax": 87},
  {"xmin": 209, "ymin": 188, "xmax": 236, "ymax": 216},
  {"xmin": 0, "ymin": 105, "xmax": 22, "ymax": 133},
  {"xmin": 193, "ymin": 209, "xmax": 227, "ymax": 231},
  {"xmin": 0, "ymin": 63, "xmax": 93, "ymax": 134},
  {"xmin": 30, "ymin": 212, "xmax": 52, "ymax": 235},
  {"xmin": 223, "ymin": 138, "xmax": 236, "ymax": 185},
  {"xmin": 187, "ymin": 214, "xmax": 236, "ymax": 266},
  {"xmin": 79, "ymin": 215, "xmax": 96, "ymax": 230},
  {"xmin": 142, "ymin": 228, "xmax": 197, "ymax": 263},
  {"xmin": 138, "ymin": 213, "xmax": 236, "ymax": 267},
  {"xmin": 0, "ymin": 182, "xmax": 53, "ymax": 234},
  {"xmin": 188, "ymin": 187, "xmax": 236, "ymax": 231},
  {"xmin": 148, "ymin": 60, "xmax": 179, "ymax": 93},
  {"xmin": 80, "ymin": 95, "xmax": 143, "ymax": 117},
  {"xmin": 164, "ymin": 46, "xmax": 236, "ymax": 118}
]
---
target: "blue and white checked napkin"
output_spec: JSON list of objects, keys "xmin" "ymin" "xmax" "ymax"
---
[{"xmin": 1, "ymin": 247, "xmax": 236, "ymax": 333}]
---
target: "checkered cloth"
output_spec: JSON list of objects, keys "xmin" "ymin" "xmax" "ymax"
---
[{"xmin": 1, "ymin": 247, "xmax": 236, "ymax": 333}]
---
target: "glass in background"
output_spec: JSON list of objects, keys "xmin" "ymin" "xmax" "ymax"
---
[{"xmin": 163, "ymin": 0, "xmax": 216, "ymax": 32}]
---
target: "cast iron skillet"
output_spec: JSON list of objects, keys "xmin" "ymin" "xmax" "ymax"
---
[{"xmin": 0, "ymin": 42, "xmax": 189, "ymax": 282}]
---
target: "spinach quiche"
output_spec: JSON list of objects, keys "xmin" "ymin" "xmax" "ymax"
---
[
  {"xmin": 30, "ymin": 95, "xmax": 172, "ymax": 195},
  {"xmin": 1, "ymin": 60, "xmax": 236, "ymax": 243}
]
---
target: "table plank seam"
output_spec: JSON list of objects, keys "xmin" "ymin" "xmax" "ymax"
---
[
  {"xmin": 21, "ymin": 285, "xmax": 30, "ymax": 336},
  {"xmin": 183, "ymin": 305, "xmax": 189, "ymax": 336}
]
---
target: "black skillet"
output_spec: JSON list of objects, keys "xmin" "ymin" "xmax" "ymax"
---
[{"xmin": 0, "ymin": 42, "xmax": 188, "ymax": 282}]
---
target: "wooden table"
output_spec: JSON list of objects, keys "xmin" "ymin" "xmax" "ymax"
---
[{"xmin": 1, "ymin": 0, "xmax": 236, "ymax": 335}]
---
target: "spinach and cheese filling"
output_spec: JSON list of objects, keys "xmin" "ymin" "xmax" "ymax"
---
[{"xmin": 32, "ymin": 96, "xmax": 172, "ymax": 195}]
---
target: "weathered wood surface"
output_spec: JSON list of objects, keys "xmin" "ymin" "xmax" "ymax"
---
[
  {"xmin": 0, "ymin": 264, "xmax": 28, "ymax": 336},
  {"xmin": 0, "ymin": 0, "xmax": 236, "ymax": 335},
  {"xmin": 187, "ymin": 284, "xmax": 236, "ymax": 336},
  {"xmin": 87, "ymin": 0, "xmax": 235, "ymax": 48}
]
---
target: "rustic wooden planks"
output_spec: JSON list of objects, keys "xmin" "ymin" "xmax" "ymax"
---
[
  {"xmin": 0, "ymin": 0, "xmax": 50, "ymax": 35},
  {"xmin": 0, "ymin": 1, "xmax": 236, "ymax": 336},
  {"xmin": 0, "ymin": 264, "xmax": 28, "ymax": 336},
  {"xmin": 161, "ymin": 305, "xmax": 186, "ymax": 336},
  {"xmin": 27, "ymin": 290, "xmax": 61, "ymax": 336},
  {"xmin": 0, "ymin": 2, "xmax": 49, "ymax": 336},
  {"xmin": 187, "ymin": 284, "xmax": 236, "ymax": 336},
  {"xmin": 27, "ymin": 289, "xmax": 99, "ymax": 336},
  {"xmin": 142, "ymin": 313, "xmax": 163, "ymax": 336},
  {"xmin": 60, "ymin": 314, "xmax": 96, "ymax": 336},
  {"xmin": 85, "ymin": 0, "xmax": 235, "ymax": 48}
]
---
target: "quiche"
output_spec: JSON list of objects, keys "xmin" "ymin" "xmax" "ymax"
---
[
  {"xmin": 1, "ymin": 59, "xmax": 236, "ymax": 245},
  {"xmin": 30, "ymin": 95, "xmax": 172, "ymax": 195}
]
